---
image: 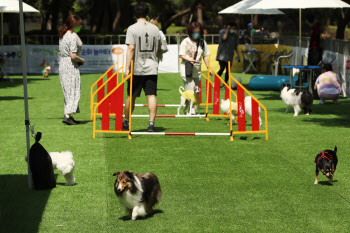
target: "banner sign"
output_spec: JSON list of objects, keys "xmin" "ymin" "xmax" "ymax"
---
[
  {"xmin": 2, "ymin": 44, "xmax": 179, "ymax": 74},
  {"xmin": 1, "ymin": 45, "xmax": 23, "ymax": 73}
]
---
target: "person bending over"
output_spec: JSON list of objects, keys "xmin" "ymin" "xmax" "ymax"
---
[
  {"xmin": 123, "ymin": 2, "xmax": 162, "ymax": 132},
  {"xmin": 314, "ymin": 64, "xmax": 341, "ymax": 104}
]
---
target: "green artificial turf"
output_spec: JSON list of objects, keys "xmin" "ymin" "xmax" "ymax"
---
[{"xmin": 1, "ymin": 72, "xmax": 350, "ymax": 232}]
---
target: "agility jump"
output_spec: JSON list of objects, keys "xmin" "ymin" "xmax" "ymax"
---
[
  {"xmin": 90, "ymin": 57, "xmax": 268, "ymax": 141},
  {"xmin": 202, "ymin": 58, "xmax": 268, "ymax": 141}
]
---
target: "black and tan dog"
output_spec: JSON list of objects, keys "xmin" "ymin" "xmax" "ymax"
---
[
  {"xmin": 113, "ymin": 171, "xmax": 162, "ymax": 220},
  {"xmin": 314, "ymin": 146, "xmax": 338, "ymax": 184}
]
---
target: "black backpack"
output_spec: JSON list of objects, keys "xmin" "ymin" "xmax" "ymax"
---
[{"xmin": 29, "ymin": 132, "xmax": 56, "ymax": 190}]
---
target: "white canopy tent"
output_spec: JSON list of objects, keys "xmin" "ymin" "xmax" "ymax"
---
[
  {"xmin": 249, "ymin": 0, "xmax": 350, "ymax": 64},
  {"xmin": 219, "ymin": 0, "xmax": 284, "ymax": 45},
  {"xmin": 0, "ymin": 0, "xmax": 39, "ymax": 189},
  {"xmin": 219, "ymin": 0, "xmax": 284, "ymax": 15},
  {"xmin": 0, "ymin": 0, "xmax": 39, "ymax": 48}
]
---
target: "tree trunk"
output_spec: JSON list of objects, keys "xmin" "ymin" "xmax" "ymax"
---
[
  {"xmin": 112, "ymin": 0, "xmax": 121, "ymax": 32},
  {"xmin": 50, "ymin": 0, "xmax": 60, "ymax": 33},
  {"xmin": 254, "ymin": 15, "xmax": 258, "ymax": 26},
  {"xmin": 40, "ymin": 0, "xmax": 51, "ymax": 32},
  {"xmin": 335, "ymin": 9, "xmax": 350, "ymax": 40},
  {"xmin": 197, "ymin": 3, "xmax": 203, "ymax": 25}
]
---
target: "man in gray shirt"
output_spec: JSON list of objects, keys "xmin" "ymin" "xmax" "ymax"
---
[
  {"xmin": 216, "ymin": 21, "xmax": 240, "ymax": 86},
  {"xmin": 123, "ymin": 2, "xmax": 162, "ymax": 132}
]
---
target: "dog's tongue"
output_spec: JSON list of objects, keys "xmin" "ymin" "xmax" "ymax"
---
[{"xmin": 118, "ymin": 190, "xmax": 125, "ymax": 196}]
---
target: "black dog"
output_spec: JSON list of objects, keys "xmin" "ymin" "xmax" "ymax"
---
[
  {"xmin": 29, "ymin": 132, "xmax": 56, "ymax": 190},
  {"xmin": 301, "ymin": 90, "xmax": 313, "ymax": 115},
  {"xmin": 314, "ymin": 146, "xmax": 338, "ymax": 184}
]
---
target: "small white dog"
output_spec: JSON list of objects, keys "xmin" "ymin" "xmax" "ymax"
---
[
  {"xmin": 220, "ymin": 96, "xmax": 262, "ymax": 126},
  {"xmin": 49, "ymin": 151, "xmax": 76, "ymax": 186},
  {"xmin": 177, "ymin": 86, "xmax": 200, "ymax": 115}
]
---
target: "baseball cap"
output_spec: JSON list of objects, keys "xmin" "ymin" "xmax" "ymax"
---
[{"xmin": 247, "ymin": 23, "xmax": 252, "ymax": 27}]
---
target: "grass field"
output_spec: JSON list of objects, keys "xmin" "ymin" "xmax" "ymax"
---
[{"xmin": 1, "ymin": 72, "xmax": 350, "ymax": 232}]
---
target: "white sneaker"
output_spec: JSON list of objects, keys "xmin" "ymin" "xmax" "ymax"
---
[{"xmin": 318, "ymin": 100, "xmax": 325, "ymax": 104}]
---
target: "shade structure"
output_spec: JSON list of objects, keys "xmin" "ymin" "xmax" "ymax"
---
[
  {"xmin": 0, "ymin": 0, "xmax": 39, "ymax": 12},
  {"xmin": 219, "ymin": 0, "xmax": 284, "ymax": 15},
  {"xmin": 0, "ymin": 0, "xmax": 39, "ymax": 48},
  {"xmin": 248, "ymin": 0, "xmax": 350, "ymax": 9},
  {"xmin": 1, "ymin": 0, "xmax": 40, "ymax": 189},
  {"xmin": 249, "ymin": 0, "xmax": 350, "ymax": 64},
  {"xmin": 219, "ymin": 0, "xmax": 284, "ymax": 46}
]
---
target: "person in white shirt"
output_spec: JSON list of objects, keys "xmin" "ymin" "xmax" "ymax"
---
[{"xmin": 179, "ymin": 22, "xmax": 212, "ymax": 93}]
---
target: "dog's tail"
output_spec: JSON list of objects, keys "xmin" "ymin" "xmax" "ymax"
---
[
  {"xmin": 151, "ymin": 175, "xmax": 162, "ymax": 204},
  {"xmin": 179, "ymin": 86, "xmax": 185, "ymax": 94}
]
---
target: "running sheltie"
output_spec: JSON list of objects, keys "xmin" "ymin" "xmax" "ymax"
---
[
  {"xmin": 280, "ymin": 84, "xmax": 313, "ymax": 116},
  {"xmin": 113, "ymin": 171, "xmax": 162, "ymax": 220}
]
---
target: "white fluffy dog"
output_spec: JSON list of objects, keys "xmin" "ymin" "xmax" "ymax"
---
[
  {"xmin": 49, "ymin": 151, "xmax": 76, "ymax": 186},
  {"xmin": 220, "ymin": 96, "xmax": 262, "ymax": 126},
  {"xmin": 280, "ymin": 84, "xmax": 313, "ymax": 116}
]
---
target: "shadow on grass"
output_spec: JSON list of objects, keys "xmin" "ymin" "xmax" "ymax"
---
[
  {"xmin": 0, "ymin": 174, "xmax": 52, "ymax": 233},
  {"xmin": 0, "ymin": 77, "xmax": 50, "ymax": 89},
  {"xmin": 318, "ymin": 180, "xmax": 338, "ymax": 186},
  {"xmin": 254, "ymin": 91, "xmax": 281, "ymax": 100},
  {"xmin": 0, "ymin": 96, "xmax": 34, "ymax": 101},
  {"xmin": 56, "ymin": 182, "xmax": 78, "ymax": 186},
  {"xmin": 132, "ymin": 127, "xmax": 168, "ymax": 132},
  {"xmin": 119, "ymin": 209, "xmax": 164, "ymax": 221}
]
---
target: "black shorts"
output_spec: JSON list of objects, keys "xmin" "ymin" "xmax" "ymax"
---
[{"xmin": 127, "ymin": 75, "xmax": 158, "ymax": 97}]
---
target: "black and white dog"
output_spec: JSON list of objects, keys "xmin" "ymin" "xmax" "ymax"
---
[
  {"xmin": 280, "ymin": 84, "xmax": 313, "ymax": 116},
  {"xmin": 113, "ymin": 171, "xmax": 162, "ymax": 220}
]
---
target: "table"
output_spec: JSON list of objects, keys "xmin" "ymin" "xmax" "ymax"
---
[
  {"xmin": 241, "ymin": 50, "xmax": 263, "ymax": 74},
  {"xmin": 283, "ymin": 65, "xmax": 320, "ymax": 93}
]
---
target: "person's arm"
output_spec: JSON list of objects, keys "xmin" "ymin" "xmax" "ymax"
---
[
  {"xmin": 245, "ymin": 33, "xmax": 252, "ymax": 41},
  {"xmin": 125, "ymin": 44, "xmax": 135, "ymax": 77},
  {"xmin": 69, "ymin": 34, "xmax": 85, "ymax": 64},
  {"xmin": 203, "ymin": 56, "xmax": 212, "ymax": 77},
  {"xmin": 314, "ymin": 77, "xmax": 319, "ymax": 90},
  {"xmin": 223, "ymin": 26, "xmax": 230, "ymax": 40},
  {"xmin": 234, "ymin": 47, "xmax": 240, "ymax": 59},
  {"xmin": 70, "ymin": 52, "xmax": 85, "ymax": 64},
  {"xmin": 180, "ymin": 55, "xmax": 199, "ymax": 63}
]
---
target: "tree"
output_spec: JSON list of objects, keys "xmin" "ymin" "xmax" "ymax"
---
[{"xmin": 335, "ymin": 8, "xmax": 350, "ymax": 40}]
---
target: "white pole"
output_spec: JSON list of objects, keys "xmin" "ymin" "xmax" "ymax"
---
[
  {"xmin": 19, "ymin": 0, "xmax": 32, "ymax": 189},
  {"xmin": 251, "ymin": 14, "xmax": 253, "ymax": 46},
  {"xmin": 1, "ymin": 11, "xmax": 3, "ymax": 53},
  {"xmin": 299, "ymin": 8, "xmax": 302, "ymax": 65},
  {"xmin": 122, "ymin": 115, "xmax": 206, "ymax": 118}
]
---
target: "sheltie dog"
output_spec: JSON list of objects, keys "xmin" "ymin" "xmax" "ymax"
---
[
  {"xmin": 280, "ymin": 84, "xmax": 313, "ymax": 116},
  {"xmin": 113, "ymin": 171, "xmax": 162, "ymax": 220}
]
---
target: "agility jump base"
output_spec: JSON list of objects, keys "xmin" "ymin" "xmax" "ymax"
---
[
  {"xmin": 201, "ymin": 58, "xmax": 268, "ymax": 140},
  {"xmin": 91, "ymin": 58, "xmax": 268, "ymax": 141}
]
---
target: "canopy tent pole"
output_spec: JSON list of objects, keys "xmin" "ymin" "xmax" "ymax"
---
[
  {"xmin": 1, "ymin": 11, "xmax": 3, "ymax": 53},
  {"xmin": 251, "ymin": 14, "xmax": 253, "ymax": 46},
  {"xmin": 19, "ymin": 0, "xmax": 32, "ymax": 189},
  {"xmin": 299, "ymin": 8, "xmax": 302, "ymax": 65}
]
